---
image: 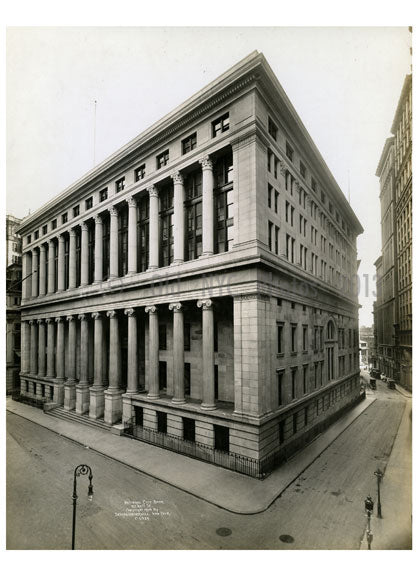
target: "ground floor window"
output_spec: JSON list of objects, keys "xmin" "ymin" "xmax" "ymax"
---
[
  {"xmin": 134, "ymin": 406, "xmax": 143, "ymax": 427},
  {"xmin": 183, "ymin": 417, "xmax": 195, "ymax": 442},
  {"xmin": 159, "ymin": 361, "xmax": 167, "ymax": 391},
  {"xmin": 214, "ymin": 424, "xmax": 229, "ymax": 452},
  {"xmin": 157, "ymin": 411, "xmax": 167, "ymax": 434}
]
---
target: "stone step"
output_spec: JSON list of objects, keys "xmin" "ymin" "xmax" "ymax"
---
[{"xmin": 48, "ymin": 406, "xmax": 112, "ymax": 431}]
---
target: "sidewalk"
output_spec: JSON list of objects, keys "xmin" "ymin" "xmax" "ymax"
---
[
  {"xmin": 360, "ymin": 397, "xmax": 412, "ymax": 550},
  {"xmin": 6, "ymin": 395, "xmax": 375, "ymax": 514}
]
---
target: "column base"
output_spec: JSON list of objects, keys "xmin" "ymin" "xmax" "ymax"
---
[
  {"xmin": 147, "ymin": 393, "xmax": 160, "ymax": 400},
  {"xmin": 147, "ymin": 266, "xmax": 159, "ymax": 272},
  {"xmin": 172, "ymin": 397, "xmax": 186, "ymax": 405},
  {"xmin": 126, "ymin": 270, "xmax": 136, "ymax": 276},
  {"xmin": 53, "ymin": 381, "xmax": 65, "ymax": 405},
  {"xmin": 200, "ymin": 252, "xmax": 214, "ymax": 258},
  {"xmin": 171, "ymin": 259, "xmax": 184, "ymax": 266},
  {"xmin": 89, "ymin": 387, "xmax": 105, "ymax": 419},
  {"xmin": 64, "ymin": 381, "xmax": 76, "ymax": 411},
  {"xmin": 76, "ymin": 382, "xmax": 90, "ymax": 415},
  {"xmin": 200, "ymin": 402, "xmax": 216, "ymax": 411},
  {"xmin": 104, "ymin": 389, "xmax": 123, "ymax": 425}
]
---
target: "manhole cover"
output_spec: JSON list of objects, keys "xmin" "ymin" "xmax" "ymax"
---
[
  {"xmin": 216, "ymin": 527, "xmax": 232, "ymax": 537},
  {"xmin": 279, "ymin": 534, "xmax": 294, "ymax": 543}
]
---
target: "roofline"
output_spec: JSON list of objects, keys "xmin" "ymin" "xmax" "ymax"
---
[
  {"xmin": 390, "ymin": 74, "xmax": 412, "ymax": 134},
  {"xmin": 375, "ymin": 137, "xmax": 394, "ymax": 177}
]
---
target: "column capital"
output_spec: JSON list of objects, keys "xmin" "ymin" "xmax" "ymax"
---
[
  {"xmin": 45, "ymin": 318, "xmax": 53, "ymax": 325},
  {"xmin": 147, "ymin": 185, "xmax": 158, "ymax": 198},
  {"xmin": 78, "ymin": 313, "xmax": 87, "ymax": 321},
  {"xmin": 199, "ymin": 155, "xmax": 213, "ymax": 170},
  {"xmin": 37, "ymin": 319, "xmax": 45, "ymax": 325},
  {"xmin": 171, "ymin": 171, "xmax": 184, "ymax": 185},
  {"xmin": 124, "ymin": 308, "xmax": 136, "ymax": 317},
  {"xmin": 48, "ymin": 237, "xmax": 56, "ymax": 247},
  {"xmin": 109, "ymin": 206, "xmax": 118, "ymax": 217},
  {"xmin": 58, "ymin": 233, "xmax": 65, "ymax": 243},
  {"xmin": 81, "ymin": 222, "xmax": 89, "ymax": 232},
  {"xmin": 279, "ymin": 160, "xmax": 287, "ymax": 176},
  {"xmin": 29, "ymin": 320, "xmax": 36, "ymax": 326},
  {"xmin": 92, "ymin": 312, "xmax": 101, "ymax": 320},
  {"xmin": 69, "ymin": 227, "xmax": 77, "ymax": 238},
  {"xmin": 169, "ymin": 302, "xmax": 183, "ymax": 313},
  {"xmin": 106, "ymin": 310, "xmax": 117, "ymax": 319},
  {"xmin": 197, "ymin": 299, "xmax": 213, "ymax": 310},
  {"xmin": 66, "ymin": 315, "xmax": 75, "ymax": 322},
  {"xmin": 127, "ymin": 196, "xmax": 137, "ymax": 208},
  {"xmin": 39, "ymin": 244, "xmax": 46, "ymax": 253},
  {"xmin": 94, "ymin": 215, "xmax": 102, "ymax": 225},
  {"xmin": 145, "ymin": 305, "xmax": 157, "ymax": 314},
  {"xmin": 55, "ymin": 317, "xmax": 64, "ymax": 324}
]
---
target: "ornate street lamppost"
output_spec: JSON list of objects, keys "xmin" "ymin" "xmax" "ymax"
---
[
  {"xmin": 72, "ymin": 464, "xmax": 94, "ymax": 550},
  {"xmin": 374, "ymin": 468, "xmax": 384, "ymax": 518},
  {"xmin": 364, "ymin": 495, "xmax": 374, "ymax": 550}
]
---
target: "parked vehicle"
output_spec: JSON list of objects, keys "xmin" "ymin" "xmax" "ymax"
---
[
  {"xmin": 369, "ymin": 378, "xmax": 376, "ymax": 390},
  {"xmin": 387, "ymin": 379, "xmax": 396, "ymax": 389},
  {"xmin": 370, "ymin": 368, "xmax": 381, "ymax": 379}
]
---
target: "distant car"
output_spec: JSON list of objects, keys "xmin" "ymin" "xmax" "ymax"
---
[
  {"xmin": 369, "ymin": 378, "xmax": 376, "ymax": 390},
  {"xmin": 387, "ymin": 379, "xmax": 396, "ymax": 389},
  {"xmin": 370, "ymin": 368, "xmax": 381, "ymax": 379}
]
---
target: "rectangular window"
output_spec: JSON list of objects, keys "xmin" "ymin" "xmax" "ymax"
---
[
  {"xmin": 268, "ymin": 117, "xmax": 278, "ymax": 140},
  {"xmin": 116, "ymin": 177, "xmax": 125, "ymax": 192},
  {"xmin": 159, "ymin": 361, "xmax": 167, "ymax": 391},
  {"xmin": 304, "ymin": 407, "xmax": 308, "ymax": 427},
  {"xmin": 268, "ymin": 221, "xmax": 273, "ymax": 251},
  {"xmin": 159, "ymin": 182, "xmax": 174, "ymax": 266},
  {"xmin": 135, "ymin": 164, "xmax": 146, "ymax": 181},
  {"xmin": 303, "ymin": 365, "xmax": 308, "ymax": 394},
  {"xmin": 277, "ymin": 371, "xmax": 284, "ymax": 406},
  {"xmin": 184, "ymin": 323, "xmax": 191, "ymax": 351},
  {"xmin": 293, "ymin": 413, "xmax": 298, "ymax": 434},
  {"xmin": 100, "ymin": 188, "xmax": 108, "ymax": 202},
  {"xmin": 277, "ymin": 323, "xmax": 284, "ymax": 354},
  {"xmin": 291, "ymin": 324, "xmax": 297, "ymax": 353},
  {"xmin": 157, "ymin": 150, "xmax": 169, "ymax": 169},
  {"xmin": 286, "ymin": 142, "xmax": 294, "ymax": 162},
  {"xmin": 134, "ymin": 406, "xmax": 143, "ymax": 427},
  {"xmin": 268, "ymin": 184, "xmax": 272, "ymax": 208},
  {"xmin": 214, "ymin": 153, "xmax": 234, "ymax": 254},
  {"xmin": 73, "ymin": 205, "xmax": 80, "ymax": 218},
  {"xmin": 51, "ymin": 219, "xmax": 57, "ymax": 230},
  {"xmin": 159, "ymin": 324, "xmax": 167, "ymax": 350},
  {"xmin": 183, "ymin": 418, "xmax": 195, "ymax": 443},
  {"xmin": 300, "ymin": 161, "xmax": 306, "ymax": 179},
  {"xmin": 137, "ymin": 195, "xmax": 149, "ymax": 271},
  {"xmin": 27, "ymin": 235, "xmax": 31, "ymax": 244},
  {"xmin": 85, "ymin": 197, "xmax": 93, "ymax": 210},
  {"xmin": 182, "ymin": 133, "xmax": 197, "ymax": 154},
  {"xmin": 303, "ymin": 325, "xmax": 308, "ymax": 351},
  {"xmin": 279, "ymin": 420, "xmax": 285, "ymax": 444},
  {"xmin": 61, "ymin": 213, "xmax": 68, "ymax": 224},
  {"xmin": 212, "ymin": 112, "xmax": 229, "ymax": 137},
  {"xmin": 34, "ymin": 230, "xmax": 39, "ymax": 240},
  {"xmin": 42, "ymin": 225, "xmax": 48, "ymax": 235},
  {"xmin": 311, "ymin": 178, "xmax": 317, "ymax": 192},
  {"xmin": 275, "ymin": 190, "xmax": 279, "ymax": 213},
  {"xmin": 214, "ymin": 425, "xmax": 229, "ymax": 452},
  {"xmin": 275, "ymin": 225, "xmax": 279, "ymax": 255},
  {"xmin": 157, "ymin": 411, "xmax": 167, "ymax": 434},
  {"xmin": 291, "ymin": 368, "xmax": 297, "ymax": 399}
]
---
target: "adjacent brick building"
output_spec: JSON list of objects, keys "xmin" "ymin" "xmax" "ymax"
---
[{"xmin": 17, "ymin": 51, "xmax": 363, "ymax": 476}]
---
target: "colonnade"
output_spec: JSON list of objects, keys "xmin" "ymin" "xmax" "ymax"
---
[
  {"xmin": 21, "ymin": 155, "xmax": 217, "ymax": 300},
  {"xmin": 20, "ymin": 298, "xmax": 216, "ymax": 425}
]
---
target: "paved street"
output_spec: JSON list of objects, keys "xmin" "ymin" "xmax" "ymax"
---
[{"xmin": 7, "ymin": 381, "xmax": 411, "ymax": 550}]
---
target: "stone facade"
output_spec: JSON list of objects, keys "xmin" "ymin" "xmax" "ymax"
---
[
  {"xmin": 17, "ymin": 51, "xmax": 363, "ymax": 476},
  {"xmin": 6, "ymin": 214, "xmax": 22, "ymax": 395}
]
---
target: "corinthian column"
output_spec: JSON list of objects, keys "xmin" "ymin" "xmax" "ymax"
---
[
  {"xmin": 94, "ymin": 216, "xmax": 103, "ymax": 283},
  {"xmin": 29, "ymin": 320, "xmax": 38, "ymax": 375},
  {"xmin": 37, "ymin": 319, "xmax": 46, "ymax": 377},
  {"xmin": 48, "ymin": 239, "xmax": 56, "ymax": 294},
  {"xmin": 127, "ymin": 197, "xmax": 137, "ymax": 275},
  {"xmin": 39, "ymin": 245, "xmax": 47, "ymax": 296},
  {"xmin": 46, "ymin": 318, "xmax": 55, "ymax": 378},
  {"xmin": 125, "ymin": 308, "xmax": 138, "ymax": 394},
  {"xmin": 80, "ymin": 223, "xmax": 89, "ymax": 286},
  {"xmin": 171, "ymin": 172, "xmax": 185, "ymax": 264},
  {"xmin": 76, "ymin": 314, "xmax": 90, "ymax": 414},
  {"xmin": 89, "ymin": 312, "xmax": 105, "ymax": 419},
  {"xmin": 104, "ymin": 310, "xmax": 122, "ymax": 424},
  {"xmin": 64, "ymin": 315, "xmax": 77, "ymax": 411},
  {"xmin": 197, "ymin": 299, "xmax": 216, "ymax": 410},
  {"xmin": 145, "ymin": 305, "xmax": 159, "ymax": 398},
  {"xmin": 148, "ymin": 186, "xmax": 159, "ymax": 270},
  {"xmin": 199, "ymin": 155, "xmax": 214, "ymax": 256},
  {"xmin": 169, "ymin": 302, "xmax": 185, "ymax": 404},
  {"xmin": 109, "ymin": 207, "xmax": 119, "ymax": 279}
]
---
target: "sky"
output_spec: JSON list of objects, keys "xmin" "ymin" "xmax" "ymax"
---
[{"xmin": 6, "ymin": 27, "xmax": 412, "ymax": 326}]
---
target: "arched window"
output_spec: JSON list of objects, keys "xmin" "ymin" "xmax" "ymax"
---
[{"xmin": 327, "ymin": 320, "xmax": 335, "ymax": 340}]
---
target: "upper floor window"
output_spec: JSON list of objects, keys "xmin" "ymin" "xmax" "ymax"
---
[
  {"xmin": 85, "ymin": 197, "xmax": 93, "ymax": 210},
  {"xmin": 100, "ymin": 188, "xmax": 108, "ymax": 202},
  {"xmin": 73, "ymin": 205, "xmax": 80, "ymax": 218},
  {"xmin": 311, "ymin": 178, "xmax": 317, "ymax": 192},
  {"xmin": 116, "ymin": 177, "xmax": 125, "ymax": 193},
  {"xmin": 212, "ymin": 112, "xmax": 229, "ymax": 137},
  {"xmin": 34, "ymin": 230, "xmax": 39, "ymax": 240},
  {"xmin": 42, "ymin": 225, "xmax": 48, "ymax": 235},
  {"xmin": 182, "ymin": 132, "xmax": 197, "ymax": 154},
  {"xmin": 51, "ymin": 219, "xmax": 57, "ymax": 230},
  {"xmin": 62, "ymin": 213, "xmax": 68, "ymax": 224},
  {"xmin": 157, "ymin": 150, "xmax": 169, "ymax": 169},
  {"xmin": 268, "ymin": 117, "xmax": 278, "ymax": 140},
  {"xmin": 300, "ymin": 161, "xmax": 306, "ymax": 179},
  {"xmin": 134, "ymin": 164, "xmax": 146, "ymax": 182},
  {"xmin": 286, "ymin": 142, "xmax": 294, "ymax": 162},
  {"xmin": 27, "ymin": 235, "xmax": 31, "ymax": 244}
]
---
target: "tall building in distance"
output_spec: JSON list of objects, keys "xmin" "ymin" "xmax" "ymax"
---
[
  {"xmin": 375, "ymin": 74, "xmax": 412, "ymax": 391},
  {"xmin": 16, "ymin": 52, "xmax": 363, "ymax": 477},
  {"xmin": 6, "ymin": 214, "xmax": 23, "ymax": 394}
]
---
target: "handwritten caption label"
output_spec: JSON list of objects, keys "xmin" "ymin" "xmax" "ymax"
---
[{"xmin": 115, "ymin": 499, "xmax": 171, "ymax": 521}]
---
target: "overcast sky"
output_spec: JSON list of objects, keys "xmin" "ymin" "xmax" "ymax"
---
[{"xmin": 6, "ymin": 27, "xmax": 412, "ymax": 326}]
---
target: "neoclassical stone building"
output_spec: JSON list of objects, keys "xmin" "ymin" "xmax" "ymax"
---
[{"xmin": 17, "ymin": 51, "xmax": 363, "ymax": 476}]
